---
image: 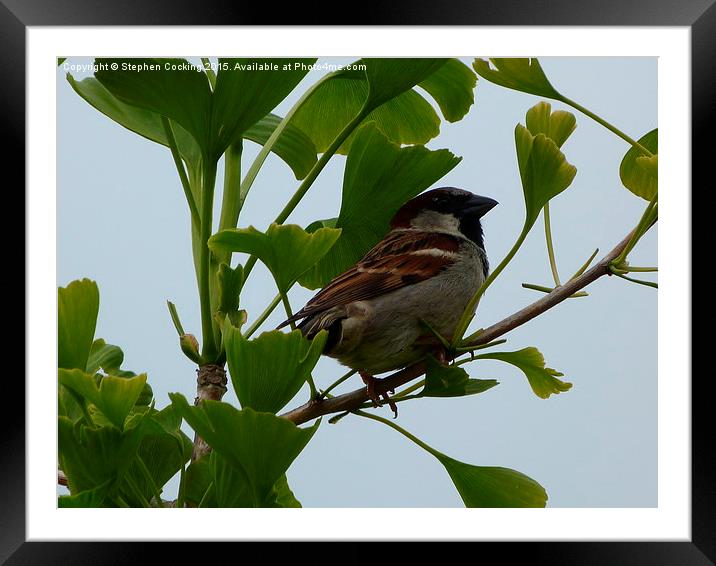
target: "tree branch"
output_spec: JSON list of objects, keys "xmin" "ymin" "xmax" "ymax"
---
[{"xmin": 280, "ymin": 229, "xmax": 636, "ymax": 426}]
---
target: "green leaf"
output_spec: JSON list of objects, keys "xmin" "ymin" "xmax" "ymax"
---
[
  {"xmin": 418, "ymin": 59, "xmax": 478, "ymax": 122},
  {"xmin": 209, "ymin": 223, "xmax": 341, "ymax": 294},
  {"xmin": 57, "ymin": 57, "xmax": 67, "ymax": 66},
  {"xmin": 223, "ymin": 326, "xmax": 328, "ymax": 414},
  {"xmin": 210, "ymin": 58, "xmax": 316, "ymax": 159},
  {"xmin": 133, "ymin": 406, "xmax": 193, "ymax": 498},
  {"xmin": 420, "ymin": 356, "xmax": 499, "ymax": 398},
  {"xmin": 58, "ymin": 369, "xmax": 148, "ymax": 429},
  {"xmin": 515, "ymin": 124, "xmax": 577, "ymax": 229},
  {"xmin": 58, "ymin": 279, "xmax": 99, "ymax": 370},
  {"xmin": 67, "ymin": 74, "xmax": 203, "ymax": 174},
  {"xmin": 210, "ymin": 451, "xmax": 253, "ymax": 507},
  {"xmin": 436, "ymin": 454, "xmax": 548, "ymax": 507},
  {"xmin": 184, "ymin": 456, "xmax": 214, "ymax": 507},
  {"xmin": 525, "ymin": 101, "xmax": 576, "ymax": 148},
  {"xmin": 473, "ymin": 58, "xmax": 561, "ymax": 99},
  {"xmin": 619, "ymin": 128, "xmax": 658, "ymax": 200},
  {"xmin": 169, "ymin": 394, "xmax": 319, "ymax": 506},
  {"xmin": 68, "ymin": 75, "xmax": 317, "ymax": 180},
  {"xmin": 292, "ymin": 58, "xmax": 475, "ymax": 154},
  {"xmin": 361, "ymin": 58, "xmax": 448, "ymax": 111},
  {"xmin": 58, "ymin": 480, "xmax": 111, "ymax": 508},
  {"xmin": 299, "ymin": 123, "xmax": 461, "ymax": 289},
  {"xmin": 475, "ymin": 347, "xmax": 572, "ymax": 399},
  {"xmin": 95, "ymin": 58, "xmax": 213, "ymax": 157},
  {"xmin": 58, "ymin": 416, "xmax": 145, "ymax": 495},
  {"xmin": 95, "ymin": 58, "xmax": 315, "ymax": 162},
  {"xmin": 217, "ymin": 263, "xmax": 243, "ymax": 315},
  {"xmin": 243, "ymin": 113, "xmax": 317, "ymax": 180},
  {"xmin": 269, "ymin": 474, "xmax": 302, "ymax": 508},
  {"xmin": 86, "ymin": 339, "xmax": 123, "ymax": 374}
]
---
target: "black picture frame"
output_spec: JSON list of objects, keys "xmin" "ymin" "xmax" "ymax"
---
[{"xmin": 7, "ymin": 1, "xmax": 705, "ymax": 563}]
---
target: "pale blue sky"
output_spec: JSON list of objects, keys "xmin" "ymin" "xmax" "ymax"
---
[{"xmin": 57, "ymin": 57, "xmax": 657, "ymax": 507}]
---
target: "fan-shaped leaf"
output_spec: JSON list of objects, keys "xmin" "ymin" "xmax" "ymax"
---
[
  {"xmin": 209, "ymin": 223, "xmax": 341, "ymax": 294},
  {"xmin": 473, "ymin": 57, "xmax": 561, "ymax": 99},
  {"xmin": 291, "ymin": 58, "xmax": 475, "ymax": 154},
  {"xmin": 69, "ymin": 73, "xmax": 317, "ymax": 179},
  {"xmin": 58, "ymin": 369, "xmax": 147, "ymax": 429},
  {"xmin": 525, "ymin": 101, "xmax": 576, "ymax": 148},
  {"xmin": 437, "ymin": 455, "xmax": 548, "ymax": 507},
  {"xmin": 475, "ymin": 347, "xmax": 572, "ymax": 399},
  {"xmin": 58, "ymin": 279, "xmax": 99, "ymax": 371},
  {"xmin": 169, "ymin": 395, "xmax": 319, "ymax": 506},
  {"xmin": 515, "ymin": 124, "xmax": 577, "ymax": 229},
  {"xmin": 223, "ymin": 326, "xmax": 328, "ymax": 414},
  {"xmin": 58, "ymin": 416, "xmax": 145, "ymax": 495},
  {"xmin": 420, "ymin": 356, "xmax": 499, "ymax": 398},
  {"xmin": 620, "ymin": 128, "xmax": 658, "ymax": 200}
]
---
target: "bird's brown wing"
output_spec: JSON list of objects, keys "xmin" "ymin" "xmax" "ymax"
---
[{"xmin": 279, "ymin": 230, "xmax": 461, "ymax": 328}]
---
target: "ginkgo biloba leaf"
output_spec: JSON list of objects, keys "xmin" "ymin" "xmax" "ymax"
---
[
  {"xmin": 473, "ymin": 58, "xmax": 561, "ymax": 99},
  {"xmin": 217, "ymin": 263, "xmax": 243, "ymax": 315},
  {"xmin": 86, "ymin": 339, "xmax": 124, "ymax": 375},
  {"xmin": 95, "ymin": 58, "xmax": 315, "ymax": 161},
  {"xmin": 620, "ymin": 128, "xmax": 658, "ymax": 200},
  {"xmin": 58, "ymin": 279, "xmax": 99, "ymax": 371},
  {"xmin": 95, "ymin": 58, "xmax": 213, "ymax": 156},
  {"xmin": 58, "ymin": 368, "xmax": 148, "ymax": 429},
  {"xmin": 58, "ymin": 481, "xmax": 111, "ymax": 508},
  {"xmin": 291, "ymin": 58, "xmax": 475, "ymax": 154},
  {"xmin": 436, "ymin": 454, "xmax": 548, "ymax": 507},
  {"xmin": 131, "ymin": 406, "xmax": 193, "ymax": 501},
  {"xmin": 420, "ymin": 356, "xmax": 499, "ymax": 398},
  {"xmin": 474, "ymin": 347, "xmax": 572, "ymax": 399},
  {"xmin": 223, "ymin": 325, "xmax": 328, "ymax": 414},
  {"xmin": 58, "ymin": 416, "xmax": 145, "ymax": 495},
  {"xmin": 515, "ymin": 124, "xmax": 577, "ymax": 229},
  {"xmin": 68, "ymin": 74, "xmax": 318, "ymax": 180},
  {"xmin": 298, "ymin": 123, "xmax": 461, "ymax": 289},
  {"xmin": 209, "ymin": 223, "xmax": 341, "ymax": 294},
  {"xmin": 169, "ymin": 395, "xmax": 319, "ymax": 506},
  {"xmin": 418, "ymin": 59, "xmax": 478, "ymax": 122},
  {"xmin": 525, "ymin": 101, "xmax": 576, "ymax": 148}
]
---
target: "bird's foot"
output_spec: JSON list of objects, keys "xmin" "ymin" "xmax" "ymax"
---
[{"xmin": 359, "ymin": 370, "xmax": 398, "ymax": 418}]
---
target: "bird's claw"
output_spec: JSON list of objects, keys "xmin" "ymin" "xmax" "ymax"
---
[{"xmin": 360, "ymin": 371, "xmax": 398, "ymax": 418}]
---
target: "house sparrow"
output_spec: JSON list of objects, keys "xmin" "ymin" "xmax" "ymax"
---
[{"xmin": 279, "ymin": 187, "xmax": 498, "ymax": 414}]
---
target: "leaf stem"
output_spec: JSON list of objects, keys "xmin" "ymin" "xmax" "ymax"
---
[
  {"xmin": 614, "ymin": 193, "xmax": 658, "ymax": 265},
  {"xmin": 320, "ymin": 369, "xmax": 357, "ymax": 399},
  {"xmin": 241, "ymin": 109, "xmax": 367, "ymax": 286},
  {"xmin": 237, "ymin": 71, "xmax": 336, "ymax": 221},
  {"xmin": 569, "ymin": 248, "xmax": 600, "ymax": 280},
  {"xmin": 244, "ymin": 293, "xmax": 282, "ymax": 339},
  {"xmin": 543, "ymin": 204, "xmax": 561, "ymax": 286},
  {"xmin": 454, "ymin": 226, "xmax": 530, "ymax": 345},
  {"xmin": 199, "ymin": 159, "xmax": 219, "ymax": 360},
  {"xmin": 161, "ymin": 116, "xmax": 200, "ymax": 228},
  {"xmin": 354, "ymin": 409, "xmax": 442, "ymax": 458},
  {"xmin": 559, "ymin": 96, "xmax": 654, "ymax": 157},
  {"xmin": 613, "ymin": 272, "xmax": 658, "ymax": 289},
  {"xmin": 218, "ymin": 141, "xmax": 243, "ymax": 233}
]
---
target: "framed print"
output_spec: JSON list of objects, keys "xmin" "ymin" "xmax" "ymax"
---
[{"xmin": 9, "ymin": 0, "xmax": 706, "ymax": 563}]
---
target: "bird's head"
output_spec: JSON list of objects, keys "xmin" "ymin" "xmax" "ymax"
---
[{"xmin": 389, "ymin": 187, "xmax": 498, "ymax": 247}]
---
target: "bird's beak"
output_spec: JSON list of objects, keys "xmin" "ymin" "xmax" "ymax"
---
[{"xmin": 462, "ymin": 195, "xmax": 499, "ymax": 218}]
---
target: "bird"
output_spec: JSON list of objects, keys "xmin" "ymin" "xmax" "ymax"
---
[{"xmin": 279, "ymin": 187, "xmax": 498, "ymax": 415}]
